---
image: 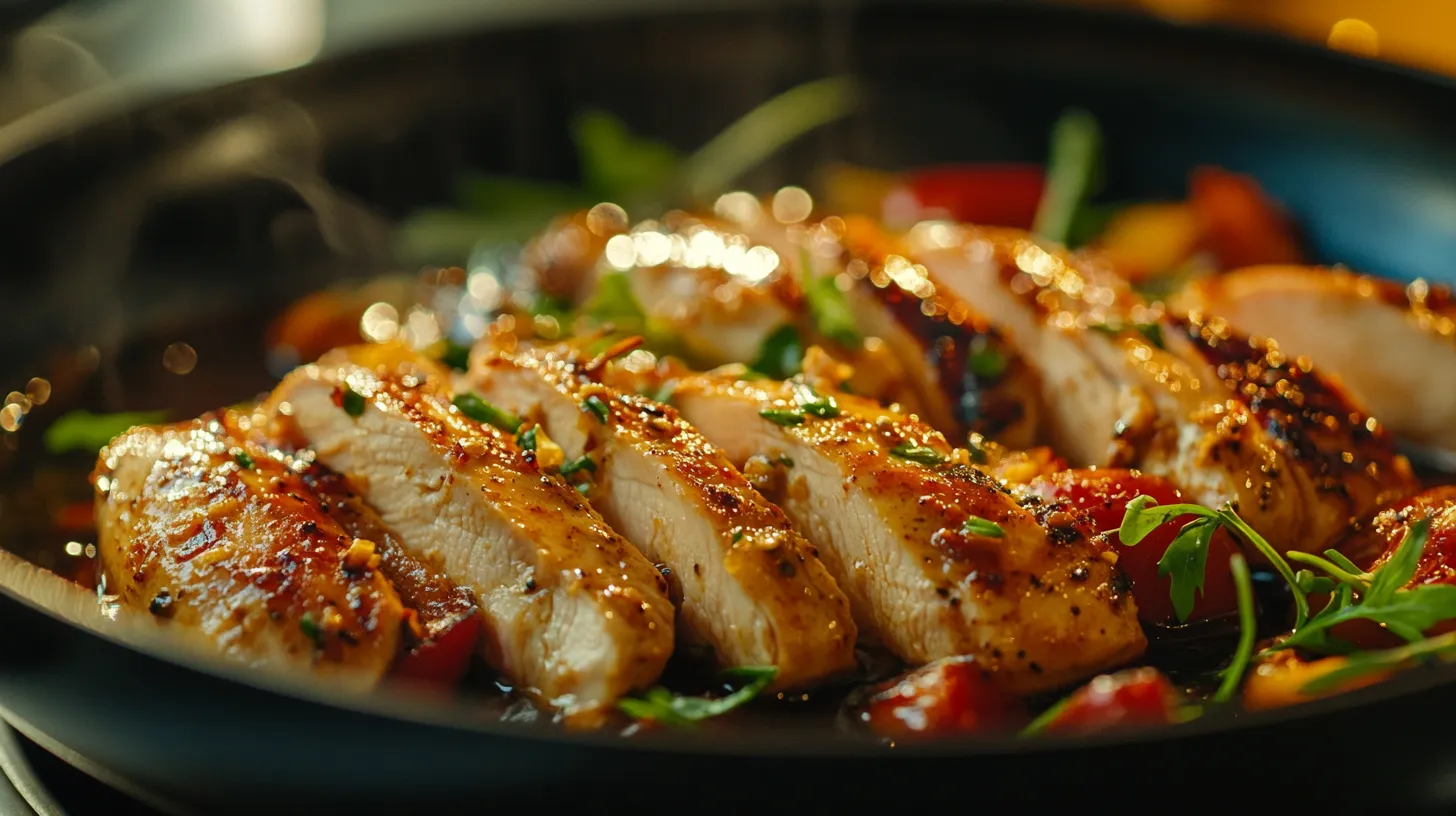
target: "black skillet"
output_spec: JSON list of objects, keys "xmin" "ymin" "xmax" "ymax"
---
[{"xmin": 4, "ymin": 1, "xmax": 1456, "ymax": 812}]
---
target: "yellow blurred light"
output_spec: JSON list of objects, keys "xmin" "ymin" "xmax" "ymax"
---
[{"xmin": 1328, "ymin": 18, "xmax": 1379, "ymax": 57}]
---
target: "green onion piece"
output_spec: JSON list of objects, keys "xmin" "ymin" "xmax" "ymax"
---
[
  {"xmin": 559, "ymin": 456, "xmax": 597, "ymax": 478},
  {"xmin": 759, "ymin": 409, "xmax": 806, "ymax": 427},
  {"xmin": 961, "ymin": 516, "xmax": 1005, "ymax": 538},
  {"xmin": 583, "ymin": 395, "xmax": 611, "ymax": 424},
  {"xmin": 234, "ymin": 451, "xmax": 255, "ymax": 470},
  {"xmin": 453, "ymin": 393, "xmax": 523, "ymax": 433},
  {"xmin": 516, "ymin": 425, "xmax": 538, "ymax": 451},
  {"xmin": 889, "ymin": 444, "xmax": 948, "ymax": 466},
  {"xmin": 43, "ymin": 409, "xmax": 168, "ymax": 455},
  {"xmin": 1033, "ymin": 108, "xmax": 1102, "ymax": 245}
]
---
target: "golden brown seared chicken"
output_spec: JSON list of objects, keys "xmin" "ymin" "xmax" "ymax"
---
[
  {"xmin": 1173, "ymin": 265, "xmax": 1456, "ymax": 455},
  {"xmin": 263, "ymin": 344, "xmax": 675, "ymax": 721},
  {"xmin": 92, "ymin": 415, "xmax": 406, "ymax": 689},
  {"xmin": 901, "ymin": 222, "xmax": 1417, "ymax": 554},
  {"xmin": 464, "ymin": 339, "xmax": 857, "ymax": 688},
  {"xmin": 603, "ymin": 363, "xmax": 1146, "ymax": 694}
]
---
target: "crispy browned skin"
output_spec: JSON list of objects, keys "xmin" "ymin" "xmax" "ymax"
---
[
  {"xmin": 92, "ymin": 415, "xmax": 405, "ymax": 688},
  {"xmin": 265, "ymin": 344, "xmax": 675, "ymax": 719},
  {"xmin": 467, "ymin": 340, "xmax": 857, "ymax": 688},
  {"xmin": 623, "ymin": 365, "xmax": 1146, "ymax": 694},
  {"xmin": 901, "ymin": 221, "xmax": 1417, "ymax": 554},
  {"xmin": 300, "ymin": 465, "xmax": 479, "ymax": 645}
]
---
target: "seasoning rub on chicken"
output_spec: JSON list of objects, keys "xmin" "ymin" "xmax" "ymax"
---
[
  {"xmin": 604, "ymin": 362, "xmax": 1147, "ymax": 694},
  {"xmin": 466, "ymin": 338, "xmax": 858, "ymax": 689},
  {"xmin": 93, "ymin": 415, "xmax": 408, "ymax": 690},
  {"xmin": 264, "ymin": 344, "xmax": 675, "ymax": 721}
]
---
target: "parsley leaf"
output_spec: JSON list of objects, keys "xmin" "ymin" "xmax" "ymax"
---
[
  {"xmin": 341, "ymin": 387, "xmax": 366, "ymax": 417},
  {"xmin": 962, "ymin": 516, "xmax": 1005, "ymax": 538},
  {"xmin": 617, "ymin": 666, "xmax": 777, "ymax": 728},
  {"xmin": 43, "ymin": 409, "xmax": 168, "ymax": 454},
  {"xmin": 453, "ymin": 393, "xmax": 523, "ymax": 433},
  {"xmin": 1118, "ymin": 496, "xmax": 1214, "ymax": 545}
]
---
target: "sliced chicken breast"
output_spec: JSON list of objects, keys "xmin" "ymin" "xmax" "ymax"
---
[
  {"xmin": 263, "ymin": 345, "xmax": 675, "ymax": 721},
  {"xmin": 465, "ymin": 340, "xmax": 857, "ymax": 688},
  {"xmin": 619, "ymin": 366, "xmax": 1146, "ymax": 694},
  {"xmin": 93, "ymin": 415, "xmax": 405, "ymax": 689},
  {"xmin": 905, "ymin": 223, "xmax": 1416, "ymax": 554},
  {"xmin": 1174, "ymin": 265, "xmax": 1456, "ymax": 454}
]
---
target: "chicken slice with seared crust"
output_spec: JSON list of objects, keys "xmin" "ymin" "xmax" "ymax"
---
[
  {"xmin": 904, "ymin": 223, "xmax": 1416, "ymax": 554},
  {"xmin": 602, "ymin": 363, "xmax": 1146, "ymax": 694},
  {"xmin": 93, "ymin": 415, "xmax": 405, "ymax": 689},
  {"xmin": 1173, "ymin": 265, "xmax": 1456, "ymax": 455},
  {"xmin": 464, "ymin": 339, "xmax": 857, "ymax": 688},
  {"xmin": 263, "ymin": 344, "xmax": 674, "ymax": 721}
]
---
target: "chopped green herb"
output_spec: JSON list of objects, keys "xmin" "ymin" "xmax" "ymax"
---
[
  {"xmin": 750, "ymin": 325, "xmax": 804, "ymax": 380},
  {"xmin": 1033, "ymin": 108, "xmax": 1103, "ymax": 245},
  {"xmin": 1213, "ymin": 553, "xmax": 1256, "ymax": 703},
  {"xmin": 43, "ymin": 409, "xmax": 168, "ymax": 455},
  {"xmin": 617, "ymin": 666, "xmax": 778, "ymax": 728},
  {"xmin": 583, "ymin": 395, "xmax": 611, "ymax": 424},
  {"xmin": 967, "ymin": 338, "xmax": 1008, "ymax": 380},
  {"xmin": 341, "ymin": 387, "xmax": 366, "ymax": 418},
  {"xmin": 575, "ymin": 482, "xmax": 592, "ymax": 496},
  {"xmin": 776, "ymin": 455, "xmax": 795, "ymax": 467},
  {"xmin": 439, "ymin": 340, "xmax": 473, "ymax": 372},
  {"xmin": 966, "ymin": 437, "xmax": 989, "ymax": 465},
  {"xmin": 299, "ymin": 613, "xmax": 324, "ymax": 648},
  {"xmin": 889, "ymin": 444, "xmax": 948, "ymax": 466},
  {"xmin": 647, "ymin": 382, "xmax": 677, "ymax": 405},
  {"xmin": 759, "ymin": 409, "xmax": 806, "ymax": 427},
  {"xmin": 559, "ymin": 455, "xmax": 597, "ymax": 478},
  {"xmin": 234, "ymin": 451, "xmax": 255, "ymax": 470},
  {"xmin": 453, "ymin": 393, "xmax": 523, "ymax": 433},
  {"xmin": 1088, "ymin": 320, "xmax": 1165, "ymax": 349},
  {"xmin": 529, "ymin": 293, "xmax": 575, "ymax": 323},
  {"xmin": 801, "ymin": 396, "xmax": 841, "ymax": 419},
  {"xmin": 516, "ymin": 425, "xmax": 538, "ymax": 451},
  {"xmin": 799, "ymin": 250, "xmax": 861, "ymax": 348},
  {"xmin": 961, "ymin": 516, "xmax": 1005, "ymax": 538},
  {"xmin": 1156, "ymin": 517, "xmax": 1217, "ymax": 623},
  {"xmin": 732, "ymin": 530, "xmax": 744, "ymax": 544}
]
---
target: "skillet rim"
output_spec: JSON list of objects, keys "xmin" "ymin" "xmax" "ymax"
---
[{"xmin": 3, "ymin": 0, "xmax": 1456, "ymax": 761}]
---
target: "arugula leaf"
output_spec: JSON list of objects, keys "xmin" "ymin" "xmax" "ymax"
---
[
  {"xmin": 453, "ymin": 393, "xmax": 523, "ymax": 433},
  {"xmin": 1157, "ymin": 517, "xmax": 1217, "ymax": 623},
  {"xmin": 573, "ymin": 110, "xmax": 683, "ymax": 200},
  {"xmin": 1367, "ymin": 517, "xmax": 1430, "ymax": 606},
  {"xmin": 43, "ymin": 409, "xmax": 168, "ymax": 454},
  {"xmin": 1118, "ymin": 496, "xmax": 1215, "ymax": 546},
  {"xmin": 1213, "ymin": 553, "xmax": 1256, "ymax": 703},
  {"xmin": 750, "ymin": 325, "xmax": 804, "ymax": 380},
  {"xmin": 1033, "ymin": 108, "xmax": 1102, "ymax": 245},
  {"xmin": 799, "ymin": 250, "xmax": 860, "ymax": 348},
  {"xmin": 962, "ymin": 516, "xmax": 1005, "ymax": 538},
  {"xmin": 617, "ymin": 666, "xmax": 777, "ymax": 728}
]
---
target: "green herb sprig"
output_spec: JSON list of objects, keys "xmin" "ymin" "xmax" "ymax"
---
[
  {"xmin": 43, "ymin": 409, "xmax": 168, "ymax": 454},
  {"xmin": 618, "ymin": 666, "xmax": 777, "ymax": 728},
  {"xmin": 888, "ymin": 444, "xmax": 948, "ymax": 466},
  {"xmin": 961, "ymin": 516, "xmax": 1004, "ymax": 538}
]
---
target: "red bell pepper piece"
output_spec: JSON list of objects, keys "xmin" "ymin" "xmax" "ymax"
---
[{"xmin": 894, "ymin": 165, "xmax": 1046, "ymax": 229}]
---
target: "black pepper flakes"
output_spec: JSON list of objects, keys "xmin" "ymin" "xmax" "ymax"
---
[{"xmin": 148, "ymin": 589, "xmax": 174, "ymax": 617}]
